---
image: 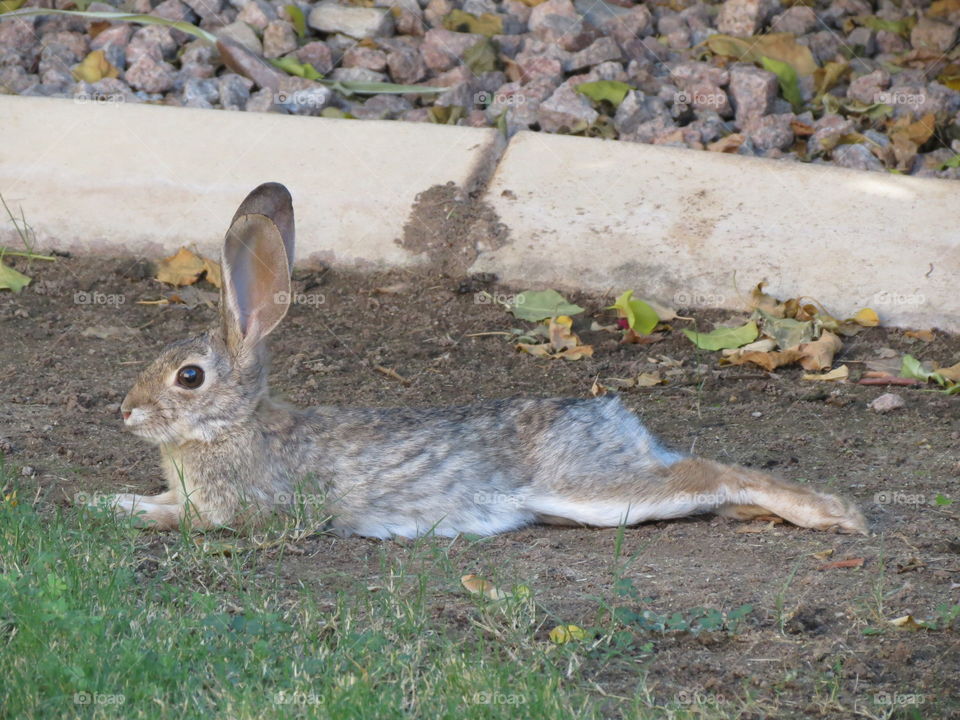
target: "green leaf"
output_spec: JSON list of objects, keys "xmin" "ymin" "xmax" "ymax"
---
[
  {"xmin": 442, "ymin": 9, "xmax": 502, "ymax": 36},
  {"xmin": 705, "ymin": 33, "xmax": 818, "ymax": 76},
  {"xmin": 683, "ymin": 321, "xmax": 759, "ymax": 351},
  {"xmin": 576, "ymin": 80, "xmax": 633, "ymax": 107},
  {"xmin": 463, "ymin": 38, "xmax": 498, "ymax": 74},
  {"xmin": 760, "ymin": 55, "xmax": 802, "ymax": 110},
  {"xmin": 934, "ymin": 494, "xmax": 953, "ymax": 506},
  {"xmin": 4, "ymin": 8, "xmax": 217, "ymax": 43},
  {"xmin": 856, "ymin": 14, "xmax": 914, "ymax": 37},
  {"xmin": 0, "ymin": 259, "xmax": 31, "ymax": 293},
  {"xmin": 0, "ymin": 0, "xmax": 25, "ymax": 13},
  {"xmin": 269, "ymin": 56, "xmax": 323, "ymax": 80},
  {"xmin": 937, "ymin": 154, "xmax": 960, "ymax": 170},
  {"xmin": 508, "ymin": 290, "xmax": 584, "ymax": 322},
  {"xmin": 755, "ymin": 309, "xmax": 814, "ymax": 350},
  {"xmin": 900, "ymin": 354, "xmax": 947, "ymax": 385},
  {"xmin": 284, "ymin": 4, "xmax": 306, "ymax": 39},
  {"xmin": 607, "ymin": 290, "xmax": 659, "ymax": 335}
]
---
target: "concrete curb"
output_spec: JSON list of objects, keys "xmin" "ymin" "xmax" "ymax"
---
[
  {"xmin": 0, "ymin": 95, "xmax": 502, "ymax": 267},
  {"xmin": 2, "ymin": 95, "xmax": 957, "ymax": 331},
  {"xmin": 472, "ymin": 131, "xmax": 959, "ymax": 332}
]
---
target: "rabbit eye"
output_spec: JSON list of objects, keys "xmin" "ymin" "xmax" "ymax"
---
[{"xmin": 176, "ymin": 365, "xmax": 205, "ymax": 389}]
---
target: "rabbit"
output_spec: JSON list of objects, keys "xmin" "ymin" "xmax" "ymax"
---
[{"xmin": 91, "ymin": 183, "xmax": 868, "ymax": 537}]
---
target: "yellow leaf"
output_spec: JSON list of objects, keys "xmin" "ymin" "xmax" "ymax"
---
[
  {"xmin": 802, "ymin": 364, "xmax": 849, "ymax": 381},
  {"xmin": 890, "ymin": 614, "xmax": 924, "ymax": 630},
  {"xmin": 549, "ymin": 625, "xmax": 586, "ymax": 644},
  {"xmin": 72, "ymin": 49, "xmax": 119, "ymax": 83},
  {"xmin": 156, "ymin": 247, "xmax": 221, "ymax": 287},
  {"xmin": 461, "ymin": 574, "xmax": 509, "ymax": 601},
  {"xmin": 0, "ymin": 0, "xmax": 26, "ymax": 12},
  {"xmin": 934, "ymin": 360, "xmax": 960, "ymax": 382},
  {"xmin": 851, "ymin": 308, "xmax": 879, "ymax": 327}
]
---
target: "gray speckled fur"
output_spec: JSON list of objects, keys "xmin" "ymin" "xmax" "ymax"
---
[{"xmin": 110, "ymin": 183, "xmax": 868, "ymax": 537}]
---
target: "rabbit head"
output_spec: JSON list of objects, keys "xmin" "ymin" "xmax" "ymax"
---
[{"xmin": 120, "ymin": 183, "xmax": 295, "ymax": 444}]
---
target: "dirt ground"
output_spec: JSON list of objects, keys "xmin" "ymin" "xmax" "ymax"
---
[{"xmin": 1, "ymin": 232, "xmax": 958, "ymax": 716}]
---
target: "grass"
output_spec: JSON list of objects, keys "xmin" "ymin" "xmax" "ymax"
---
[{"xmin": 1, "ymin": 455, "xmax": 957, "ymax": 719}]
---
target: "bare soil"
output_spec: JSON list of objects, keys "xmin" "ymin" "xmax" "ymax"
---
[{"xmin": 1, "ymin": 239, "xmax": 958, "ymax": 717}]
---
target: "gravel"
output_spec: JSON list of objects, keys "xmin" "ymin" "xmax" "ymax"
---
[{"xmin": 2, "ymin": 0, "xmax": 959, "ymax": 177}]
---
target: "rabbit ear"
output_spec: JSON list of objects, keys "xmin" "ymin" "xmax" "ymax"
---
[
  {"xmin": 230, "ymin": 182, "xmax": 295, "ymax": 265},
  {"xmin": 221, "ymin": 185, "xmax": 294, "ymax": 355}
]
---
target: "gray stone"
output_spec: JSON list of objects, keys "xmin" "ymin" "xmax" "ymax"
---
[
  {"xmin": 582, "ymin": 60, "xmax": 628, "ymax": 83},
  {"xmin": 728, "ymin": 64, "xmax": 778, "ymax": 127},
  {"xmin": 743, "ymin": 113, "xmax": 794, "ymax": 151},
  {"xmin": 182, "ymin": 76, "xmax": 219, "ymax": 107},
  {"xmin": 717, "ymin": 0, "xmax": 767, "ymax": 36},
  {"xmin": 847, "ymin": 27, "xmax": 875, "ymax": 56},
  {"xmin": 126, "ymin": 26, "xmax": 177, "ymax": 64},
  {"xmin": 613, "ymin": 89, "xmax": 669, "ymax": 135},
  {"xmin": 330, "ymin": 67, "xmax": 389, "ymax": 84},
  {"xmin": 350, "ymin": 94, "xmax": 413, "ymax": 119},
  {"xmin": 263, "ymin": 20, "xmax": 298, "ymax": 59},
  {"xmin": 565, "ymin": 37, "xmax": 621, "ymax": 72},
  {"xmin": 911, "ymin": 17, "xmax": 957, "ymax": 53},
  {"xmin": 246, "ymin": 86, "xmax": 277, "ymax": 112},
  {"xmin": 808, "ymin": 114, "xmax": 855, "ymax": 153},
  {"xmin": 0, "ymin": 65, "xmax": 33, "ymax": 93},
  {"xmin": 90, "ymin": 25, "xmax": 133, "ymax": 52},
  {"xmin": 528, "ymin": 0, "xmax": 577, "ymax": 32},
  {"xmin": 216, "ymin": 21, "xmax": 263, "ymax": 55},
  {"xmin": 847, "ymin": 69, "xmax": 889, "ymax": 105},
  {"xmin": 343, "ymin": 46, "xmax": 388, "ymax": 72},
  {"xmin": 684, "ymin": 83, "xmax": 731, "ymax": 117},
  {"xmin": 803, "ymin": 30, "xmax": 841, "ymax": 65},
  {"xmin": 884, "ymin": 82, "xmax": 960, "ymax": 120},
  {"xmin": 670, "ymin": 61, "xmax": 729, "ymax": 91},
  {"xmin": 183, "ymin": 0, "xmax": 223, "ymax": 21},
  {"xmin": 421, "ymin": 28, "xmax": 484, "ymax": 73},
  {"xmin": 538, "ymin": 79, "xmax": 599, "ymax": 132},
  {"xmin": 876, "ymin": 30, "xmax": 909, "ymax": 55},
  {"xmin": 868, "ymin": 392, "xmax": 904, "ymax": 413},
  {"xmin": 387, "ymin": 47, "xmax": 427, "ymax": 84},
  {"xmin": 769, "ymin": 5, "xmax": 816, "ymax": 34},
  {"xmin": 237, "ymin": 0, "xmax": 276, "ymax": 30},
  {"xmin": 219, "ymin": 73, "xmax": 253, "ymax": 110},
  {"xmin": 308, "ymin": 2, "xmax": 394, "ymax": 39},
  {"xmin": 516, "ymin": 56, "xmax": 564, "ymax": 85},
  {"xmin": 833, "ymin": 143, "xmax": 884, "ymax": 171},
  {"xmin": 125, "ymin": 54, "xmax": 176, "ymax": 93},
  {"xmin": 276, "ymin": 77, "xmax": 333, "ymax": 115},
  {"xmin": 297, "ymin": 42, "xmax": 334, "ymax": 75}
]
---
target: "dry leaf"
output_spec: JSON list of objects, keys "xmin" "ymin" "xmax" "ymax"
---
[
  {"xmin": 797, "ymin": 331, "xmax": 842, "ymax": 371},
  {"xmin": 707, "ymin": 134, "xmax": 744, "ymax": 153},
  {"xmin": 812, "ymin": 549, "xmax": 835, "ymax": 560},
  {"xmin": 461, "ymin": 574, "xmax": 509, "ymax": 600},
  {"xmin": 725, "ymin": 348, "xmax": 804, "ymax": 371},
  {"xmin": 934, "ymin": 360, "xmax": 960, "ymax": 382},
  {"xmin": 890, "ymin": 614, "xmax": 924, "ymax": 630},
  {"xmin": 72, "ymin": 49, "xmax": 119, "ymax": 83},
  {"xmin": 817, "ymin": 557, "xmax": 865, "ymax": 571},
  {"xmin": 517, "ymin": 316, "xmax": 593, "ymax": 360},
  {"xmin": 635, "ymin": 372, "xmax": 663, "ymax": 387},
  {"xmin": 802, "ymin": 364, "xmax": 849, "ymax": 381},
  {"xmin": 590, "ymin": 378, "xmax": 607, "ymax": 397},
  {"xmin": 156, "ymin": 247, "xmax": 222, "ymax": 287},
  {"xmin": 905, "ymin": 329, "xmax": 935, "ymax": 342},
  {"xmin": 748, "ymin": 281, "xmax": 786, "ymax": 317}
]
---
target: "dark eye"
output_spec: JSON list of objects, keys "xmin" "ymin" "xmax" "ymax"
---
[{"xmin": 176, "ymin": 365, "xmax": 205, "ymax": 389}]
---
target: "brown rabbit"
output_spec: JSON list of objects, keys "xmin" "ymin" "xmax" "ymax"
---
[{"xmin": 92, "ymin": 183, "xmax": 868, "ymax": 538}]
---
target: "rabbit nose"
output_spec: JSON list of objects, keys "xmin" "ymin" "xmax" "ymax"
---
[{"xmin": 122, "ymin": 410, "xmax": 131, "ymax": 421}]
